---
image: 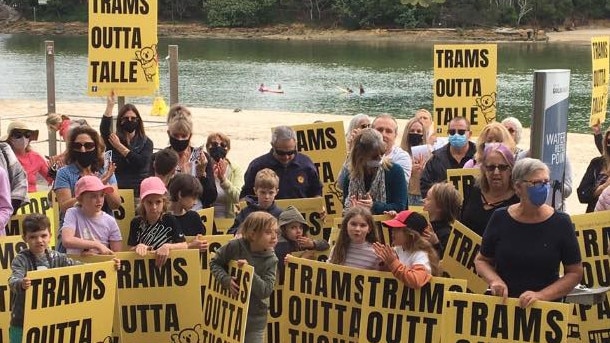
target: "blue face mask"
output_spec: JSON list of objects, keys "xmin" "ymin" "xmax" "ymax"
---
[
  {"xmin": 526, "ymin": 182, "xmax": 550, "ymax": 207},
  {"xmin": 448, "ymin": 133, "xmax": 467, "ymax": 148}
]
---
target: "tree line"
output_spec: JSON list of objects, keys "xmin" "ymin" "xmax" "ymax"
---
[{"xmin": 4, "ymin": 0, "xmax": 609, "ymax": 29}]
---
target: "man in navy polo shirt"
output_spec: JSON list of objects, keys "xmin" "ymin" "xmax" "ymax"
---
[{"xmin": 240, "ymin": 126, "xmax": 323, "ymax": 200}]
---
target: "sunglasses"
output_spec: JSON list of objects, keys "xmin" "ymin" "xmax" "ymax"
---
[
  {"xmin": 273, "ymin": 149, "xmax": 297, "ymax": 156},
  {"xmin": 72, "ymin": 142, "xmax": 96, "ymax": 151},
  {"xmin": 448, "ymin": 129, "xmax": 467, "ymax": 136},
  {"xmin": 507, "ymin": 128, "xmax": 516, "ymax": 134},
  {"xmin": 11, "ymin": 131, "xmax": 32, "ymax": 139},
  {"xmin": 121, "ymin": 116, "xmax": 139, "ymax": 123},
  {"xmin": 209, "ymin": 142, "xmax": 228, "ymax": 149},
  {"xmin": 523, "ymin": 179, "xmax": 550, "ymax": 187},
  {"xmin": 360, "ymin": 124, "xmax": 370, "ymax": 129},
  {"xmin": 484, "ymin": 164, "xmax": 511, "ymax": 172}
]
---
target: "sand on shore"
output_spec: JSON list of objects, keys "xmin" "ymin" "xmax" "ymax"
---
[{"xmin": 0, "ymin": 99, "xmax": 598, "ymax": 215}]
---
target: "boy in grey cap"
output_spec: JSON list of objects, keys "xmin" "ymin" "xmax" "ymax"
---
[{"xmin": 275, "ymin": 205, "xmax": 330, "ymax": 282}]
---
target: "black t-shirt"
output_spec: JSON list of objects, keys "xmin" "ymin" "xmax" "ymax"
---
[
  {"xmin": 128, "ymin": 214, "xmax": 186, "ymax": 250},
  {"xmin": 461, "ymin": 186, "xmax": 519, "ymax": 236},
  {"xmin": 175, "ymin": 210, "xmax": 206, "ymax": 236},
  {"xmin": 480, "ymin": 208, "xmax": 582, "ymax": 299}
]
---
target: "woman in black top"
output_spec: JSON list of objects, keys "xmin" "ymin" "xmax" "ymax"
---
[{"xmin": 100, "ymin": 92, "xmax": 153, "ymax": 197}]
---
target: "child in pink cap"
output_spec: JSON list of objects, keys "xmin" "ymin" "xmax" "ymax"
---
[
  {"xmin": 373, "ymin": 210, "xmax": 439, "ymax": 289},
  {"xmin": 128, "ymin": 176, "xmax": 187, "ymax": 267},
  {"xmin": 61, "ymin": 175, "xmax": 123, "ymax": 255}
]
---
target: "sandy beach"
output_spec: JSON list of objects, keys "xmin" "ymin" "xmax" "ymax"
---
[{"xmin": 0, "ymin": 98, "xmax": 599, "ymax": 215}]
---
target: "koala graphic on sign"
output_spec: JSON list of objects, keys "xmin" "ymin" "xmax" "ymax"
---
[
  {"xmin": 476, "ymin": 92, "xmax": 497, "ymax": 123},
  {"xmin": 95, "ymin": 336, "xmax": 114, "ymax": 343},
  {"xmin": 134, "ymin": 44, "xmax": 158, "ymax": 82},
  {"xmin": 171, "ymin": 325, "xmax": 202, "ymax": 343}
]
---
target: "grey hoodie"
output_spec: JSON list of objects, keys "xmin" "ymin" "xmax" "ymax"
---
[{"xmin": 210, "ymin": 238, "xmax": 278, "ymax": 317}]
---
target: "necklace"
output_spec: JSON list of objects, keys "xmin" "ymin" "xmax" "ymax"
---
[{"xmin": 481, "ymin": 192, "xmax": 512, "ymax": 207}]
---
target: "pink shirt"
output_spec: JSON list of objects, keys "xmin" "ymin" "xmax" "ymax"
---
[{"xmin": 16, "ymin": 151, "xmax": 51, "ymax": 192}]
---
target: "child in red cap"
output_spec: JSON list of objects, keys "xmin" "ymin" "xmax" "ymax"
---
[{"xmin": 374, "ymin": 210, "xmax": 440, "ymax": 289}]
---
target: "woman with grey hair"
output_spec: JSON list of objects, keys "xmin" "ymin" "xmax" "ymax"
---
[
  {"xmin": 345, "ymin": 114, "xmax": 371, "ymax": 150},
  {"xmin": 474, "ymin": 157, "xmax": 582, "ymax": 307},
  {"xmin": 501, "ymin": 117, "xmax": 524, "ymax": 156},
  {"xmin": 342, "ymin": 128, "xmax": 407, "ymax": 214}
]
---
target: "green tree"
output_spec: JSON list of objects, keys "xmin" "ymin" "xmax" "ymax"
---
[{"xmin": 205, "ymin": 0, "xmax": 277, "ymax": 27}]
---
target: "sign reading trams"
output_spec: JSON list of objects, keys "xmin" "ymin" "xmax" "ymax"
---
[
  {"xmin": 88, "ymin": 0, "xmax": 158, "ymax": 96},
  {"xmin": 590, "ymin": 36, "xmax": 609, "ymax": 126},
  {"xmin": 433, "ymin": 45, "xmax": 498, "ymax": 136}
]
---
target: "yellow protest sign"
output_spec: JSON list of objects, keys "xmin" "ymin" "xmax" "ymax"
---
[
  {"xmin": 0, "ymin": 236, "xmax": 27, "ymax": 343},
  {"xmin": 197, "ymin": 234, "xmax": 232, "ymax": 310},
  {"xmin": 440, "ymin": 221, "xmax": 488, "ymax": 294},
  {"xmin": 204, "ymin": 260, "xmax": 253, "ymax": 343},
  {"xmin": 574, "ymin": 296, "xmax": 610, "ymax": 343},
  {"xmin": 23, "ymin": 261, "xmax": 117, "ymax": 342},
  {"xmin": 443, "ymin": 292, "xmax": 571, "ymax": 343},
  {"xmin": 591, "ymin": 36, "xmax": 609, "ymax": 126},
  {"xmin": 433, "ymin": 44, "xmax": 498, "ymax": 136},
  {"xmin": 447, "ymin": 168, "xmax": 480, "ymax": 201},
  {"xmin": 276, "ymin": 197, "xmax": 328, "ymax": 242},
  {"xmin": 196, "ymin": 207, "xmax": 215, "ymax": 235},
  {"xmin": 87, "ymin": 0, "xmax": 158, "ymax": 96},
  {"xmin": 112, "ymin": 189, "xmax": 135, "ymax": 248},
  {"xmin": 571, "ymin": 211, "xmax": 610, "ymax": 288},
  {"xmin": 114, "ymin": 249, "xmax": 201, "ymax": 343},
  {"xmin": 283, "ymin": 256, "xmax": 367, "ymax": 342},
  {"xmin": 360, "ymin": 276, "xmax": 467, "ymax": 343},
  {"xmin": 290, "ymin": 121, "xmax": 347, "ymax": 218}
]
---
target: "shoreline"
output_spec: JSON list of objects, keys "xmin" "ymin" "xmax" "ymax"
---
[
  {"xmin": 2, "ymin": 20, "xmax": 610, "ymax": 44},
  {"xmin": 0, "ymin": 98, "xmax": 597, "ymax": 215}
]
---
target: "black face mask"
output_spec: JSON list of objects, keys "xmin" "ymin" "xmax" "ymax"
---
[
  {"xmin": 74, "ymin": 150, "xmax": 97, "ymax": 168},
  {"xmin": 120, "ymin": 120, "xmax": 138, "ymax": 133},
  {"xmin": 407, "ymin": 133, "xmax": 424, "ymax": 147},
  {"xmin": 209, "ymin": 145, "xmax": 228, "ymax": 161},
  {"xmin": 169, "ymin": 136, "xmax": 190, "ymax": 152}
]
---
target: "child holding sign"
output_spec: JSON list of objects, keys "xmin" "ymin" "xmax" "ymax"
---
[
  {"xmin": 374, "ymin": 210, "xmax": 439, "ymax": 289},
  {"xmin": 128, "ymin": 177, "xmax": 187, "ymax": 267},
  {"xmin": 168, "ymin": 173, "xmax": 208, "ymax": 251},
  {"xmin": 210, "ymin": 211, "xmax": 279, "ymax": 343},
  {"xmin": 328, "ymin": 207, "xmax": 383, "ymax": 270},
  {"xmin": 61, "ymin": 175, "xmax": 123, "ymax": 255}
]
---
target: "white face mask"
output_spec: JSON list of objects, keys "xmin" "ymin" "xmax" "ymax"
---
[{"xmin": 11, "ymin": 137, "xmax": 29, "ymax": 151}]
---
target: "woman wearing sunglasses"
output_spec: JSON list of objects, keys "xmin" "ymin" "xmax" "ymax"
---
[
  {"xmin": 1, "ymin": 121, "xmax": 52, "ymax": 192},
  {"xmin": 475, "ymin": 158, "xmax": 582, "ymax": 307},
  {"xmin": 463, "ymin": 122, "xmax": 515, "ymax": 169},
  {"xmin": 205, "ymin": 132, "xmax": 243, "ymax": 219},
  {"xmin": 460, "ymin": 143, "xmax": 519, "ymax": 237},
  {"xmin": 101, "ymin": 92, "xmax": 153, "ymax": 197},
  {"xmin": 54, "ymin": 126, "xmax": 121, "ymax": 230}
]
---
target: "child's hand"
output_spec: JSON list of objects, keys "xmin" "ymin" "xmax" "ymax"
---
[
  {"xmin": 372, "ymin": 242, "xmax": 397, "ymax": 265},
  {"xmin": 229, "ymin": 277, "xmax": 239, "ymax": 296},
  {"xmin": 135, "ymin": 243, "xmax": 149, "ymax": 256},
  {"xmin": 97, "ymin": 242, "xmax": 114, "ymax": 255},
  {"xmin": 297, "ymin": 236, "xmax": 315, "ymax": 249},
  {"xmin": 154, "ymin": 244, "xmax": 170, "ymax": 267},
  {"xmin": 284, "ymin": 254, "xmax": 292, "ymax": 265},
  {"xmin": 21, "ymin": 277, "xmax": 31, "ymax": 290},
  {"xmin": 189, "ymin": 235, "xmax": 208, "ymax": 251},
  {"xmin": 236, "ymin": 259, "xmax": 248, "ymax": 267},
  {"xmin": 112, "ymin": 258, "xmax": 121, "ymax": 271},
  {"xmin": 383, "ymin": 210, "xmax": 397, "ymax": 217}
]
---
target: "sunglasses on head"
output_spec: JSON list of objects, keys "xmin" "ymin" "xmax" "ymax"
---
[
  {"xmin": 11, "ymin": 131, "xmax": 32, "ymax": 139},
  {"xmin": 360, "ymin": 123, "xmax": 370, "ymax": 129},
  {"xmin": 72, "ymin": 142, "xmax": 96, "ymax": 150},
  {"xmin": 484, "ymin": 164, "xmax": 510, "ymax": 172},
  {"xmin": 448, "ymin": 129, "xmax": 467, "ymax": 136},
  {"xmin": 274, "ymin": 149, "xmax": 297, "ymax": 156}
]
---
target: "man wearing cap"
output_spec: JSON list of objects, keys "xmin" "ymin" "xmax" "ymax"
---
[
  {"xmin": 1, "ymin": 121, "xmax": 52, "ymax": 193},
  {"xmin": 240, "ymin": 125, "xmax": 323, "ymax": 200},
  {"xmin": 0, "ymin": 122, "xmax": 28, "ymax": 213},
  {"xmin": 420, "ymin": 116, "xmax": 476, "ymax": 198}
]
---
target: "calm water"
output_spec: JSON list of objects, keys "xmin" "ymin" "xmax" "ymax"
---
[{"xmin": 0, "ymin": 34, "xmax": 595, "ymax": 132}]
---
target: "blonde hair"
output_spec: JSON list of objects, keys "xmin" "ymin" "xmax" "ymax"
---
[
  {"xmin": 400, "ymin": 117, "xmax": 428, "ymax": 154},
  {"xmin": 167, "ymin": 105, "xmax": 193, "ymax": 137},
  {"xmin": 254, "ymin": 168, "xmax": 279, "ymax": 189},
  {"xmin": 396, "ymin": 227, "xmax": 441, "ymax": 276},
  {"xmin": 428, "ymin": 183, "xmax": 462, "ymax": 223},
  {"xmin": 329, "ymin": 207, "xmax": 379, "ymax": 265},
  {"xmin": 241, "ymin": 212, "xmax": 278, "ymax": 242},
  {"xmin": 473, "ymin": 122, "xmax": 515, "ymax": 164},
  {"xmin": 46, "ymin": 113, "xmax": 69, "ymax": 128},
  {"xmin": 136, "ymin": 194, "xmax": 169, "ymax": 220}
]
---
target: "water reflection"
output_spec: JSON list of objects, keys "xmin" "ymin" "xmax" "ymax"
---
[{"xmin": 0, "ymin": 33, "xmax": 595, "ymax": 132}]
